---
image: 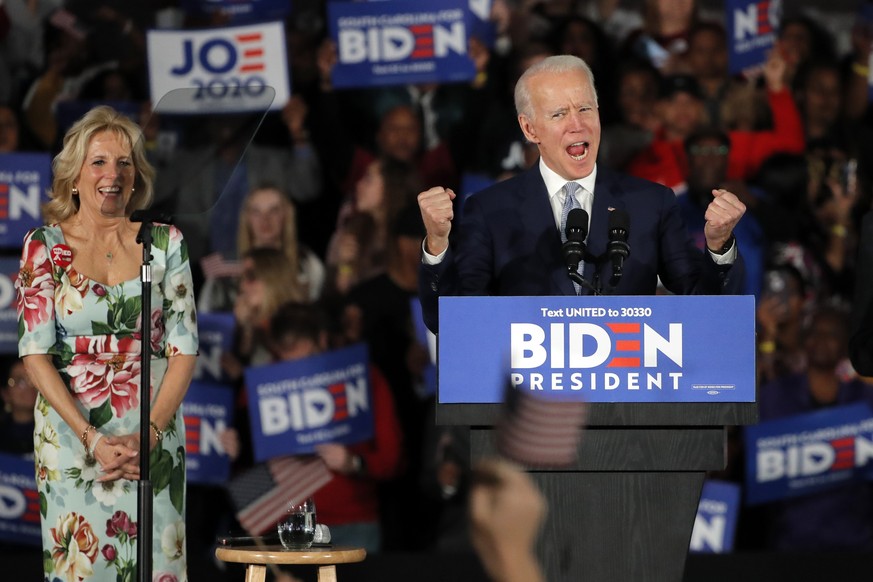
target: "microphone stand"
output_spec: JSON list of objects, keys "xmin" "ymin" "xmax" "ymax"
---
[
  {"xmin": 134, "ymin": 215, "xmax": 155, "ymax": 582},
  {"xmin": 131, "ymin": 209, "xmax": 172, "ymax": 582}
]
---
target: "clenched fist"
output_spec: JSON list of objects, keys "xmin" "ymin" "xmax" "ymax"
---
[{"xmin": 418, "ymin": 186, "xmax": 456, "ymax": 255}]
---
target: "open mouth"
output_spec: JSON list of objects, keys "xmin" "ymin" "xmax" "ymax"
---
[
  {"xmin": 98, "ymin": 186, "xmax": 122, "ymax": 196},
  {"xmin": 566, "ymin": 142, "xmax": 589, "ymax": 161}
]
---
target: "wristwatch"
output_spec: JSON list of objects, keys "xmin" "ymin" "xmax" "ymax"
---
[{"xmin": 709, "ymin": 234, "xmax": 735, "ymax": 255}]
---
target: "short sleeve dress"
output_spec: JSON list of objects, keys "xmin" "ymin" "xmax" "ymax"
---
[{"xmin": 17, "ymin": 223, "xmax": 198, "ymax": 582}]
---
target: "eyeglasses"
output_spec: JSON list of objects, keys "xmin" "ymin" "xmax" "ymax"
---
[{"xmin": 689, "ymin": 145, "xmax": 729, "ymax": 157}]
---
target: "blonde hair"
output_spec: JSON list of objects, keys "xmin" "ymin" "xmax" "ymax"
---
[
  {"xmin": 44, "ymin": 105, "xmax": 155, "ymax": 224},
  {"xmin": 245, "ymin": 247, "xmax": 306, "ymax": 318},
  {"xmin": 237, "ymin": 184, "xmax": 301, "ymax": 286}
]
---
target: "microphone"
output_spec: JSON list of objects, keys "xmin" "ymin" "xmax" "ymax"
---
[
  {"xmin": 562, "ymin": 208, "xmax": 588, "ymax": 273},
  {"xmin": 606, "ymin": 209, "xmax": 630, "ymax": 283}
]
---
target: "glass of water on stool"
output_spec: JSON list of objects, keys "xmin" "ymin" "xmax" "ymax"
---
[{"xmin": 278, "ymin": 497, "xmax": 316, "ymax": 550}]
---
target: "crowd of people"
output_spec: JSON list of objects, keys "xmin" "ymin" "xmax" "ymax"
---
[{"xmin": 3, "ymin": 0, "xmax": 873, "ymax": 579}]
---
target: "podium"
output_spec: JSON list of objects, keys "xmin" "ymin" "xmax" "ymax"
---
[{"xmin": 436, "ymin": 296, "xmax": 757, "ymax": 582}]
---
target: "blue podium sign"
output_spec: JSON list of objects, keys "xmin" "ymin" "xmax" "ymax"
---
[{"xmin": 438, "ymin": 295, "xmax": 756, "ymax": 403}]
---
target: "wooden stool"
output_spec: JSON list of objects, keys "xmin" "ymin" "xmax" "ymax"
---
[{"xmin": 215, "ymin": 545, "xmax": 366, "ymax": 582}]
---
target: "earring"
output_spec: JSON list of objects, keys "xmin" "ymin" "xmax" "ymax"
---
[
  {"xmin": 72, "ymin": 187, "xmax": 78, "ymax": 196},
  {"xmin": 131, "ymin": 187, "xmax": 135, "ymax": 194}
]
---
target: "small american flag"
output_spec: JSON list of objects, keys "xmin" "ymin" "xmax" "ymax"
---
[
  {"xmin": 496, "ymin": 386, "xmax": 588, "ymax": 469},
  {"xmin": 200, "ymin": 252, "xmax": 243, "ymax": 279},
  {"xmin": 228, "ymin": 456, "xmax": 333, "ymax": 535}
]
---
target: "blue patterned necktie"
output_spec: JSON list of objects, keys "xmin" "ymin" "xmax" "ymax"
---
[
  {"xmin": 560, "ymin": 182, "xmax": 583, "ymax": 294},
  {"xmin": 560, "ymin": 182, "xmax": 582, "ymax": 243}
]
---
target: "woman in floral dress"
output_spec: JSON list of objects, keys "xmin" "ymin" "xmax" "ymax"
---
[{"xmin": 16, "ymin": 106, "xmax": 197, "ymax": 582}]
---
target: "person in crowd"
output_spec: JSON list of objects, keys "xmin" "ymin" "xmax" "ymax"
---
[
  {"xmin": 756, "ymin": 264, "xmax": 811, "ymax": 386},
  {"xmin": 685, "ymin": 21, "xmax": 756, "ymax": 131},
  {"xmin": 198, "ymin": 184, "xmax": 324, "ymax": 312},
  {"xmin": 417, "ymin": 54, "xmax": 746, "ymax": 332},
  {"xmin": 224, "ymin": 247, "xmax": 306, "ymax": 379},
  {"xmin": 269, "ymin": 301, "xmax": 404, "ymax": 554},
  {"xmin": 16, "ymin": 105, "xmax": 197, "ymax": 581},
  {"xmin": 310, "ymin": 40, "xmax": 460, "ymax": 197},
  {"xmin": 757, "ymin": 305, "xmax": 873, "ymax": 551},
  {"xmin": 621, "ymin": 0, "xmax": 699, "ymax": 74},
  {"xmin": 325, "ymin": 157, "xmax": 422, "ymax": 296},
  {"xmin": 155, "ymin": 95, "xmax": 323, "ymax": 269},
  {"xmin": 678, "ymin": 127, "xmax": 765, "ymax": 296},
  {"xmin": 344, "ymin": 204, "xmax": 434, "ymax": 550},
  {"xmin": 627, "ymin": 48, "xmax": 805, "ymax": 192},
  {"xmin": 0, "ymin": 357, "xmax": 37, "ymax": 456},
  {"xmin": 598, "ymin": 58, "xmax": 660, "ymax": 171},
  {"xmin": 0, "ymin": 103, "xmax": 21, "ymax": 152},
  {"xmin": 778, "ymin": 15, "xmax": 837, "ymax": 90}
]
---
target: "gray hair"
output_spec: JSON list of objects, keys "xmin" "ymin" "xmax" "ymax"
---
[{"xmin": 514, "ymin": 55, "xmax": 599, "ymax": 120}]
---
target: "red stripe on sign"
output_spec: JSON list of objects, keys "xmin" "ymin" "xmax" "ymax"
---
[
  {"xmin": 186, "ymin": 443, "xmax": 199, "ymax": 454},
  {"xmin": 0, "ymin": 184, "xmax": 8, "ymax": 192},
  {"xmin": 615, "ymin": 340, "xmax": 640, "ymax": 351},
  {"xmin": 0, "ymin": 210, "xmax": 8, "ymax": 218},
  {"xmin": 607, "ymin": 357, "xmax": 640, "ymax": 367},
  {"xmin": 24, "ymin": 489, "xmax": 38, "ymax": 499},
  {"xmin": 334, "ymin": 410, "xmax": 349, "ymax": 421},
  {"xmin": 334, "ymin": 396, "xmax": 347, "ymax": 405},
  {"xmin": 236, "ymin": 33, "xmax": 262, "ymax": 43},
  {"xmin": 758, "ymin": 25, "xmax": 771, "ymax": 33},
  {"xmin": 412, "ymin": 49, "xmax": 434, "ymax": 58},
  {"xmin": 831, "ymin": 461, "xmax": 855, "ymax": 470},
  {"xmin": 835, "ymin": 450, "xmax": 855, "ymax": 459},
  {"xmin": 185, "ymin": 416, "xmax": 200, "ymax": 426},
  {"xmin": 240, "ymin": 64, "xmax": 265, "ymax": 72},
  {"xmin": 606, "ymin": 323, "xmax": 640, "ymax": 333},
  {"xmin": 328, "ymin": 383, "xmax": 345, "ymax": 394},
  {"xmin": 244, "ymin": 49, "xmax": 264, "ymax": 58},
  {"xmin": 23, "ymin": 513, "xmax": 41, "ymax": 523},
  {"xmin": 409, "ymin": 25, "xmax": 432, "ymax": 34},
  {"xmin": 27, "ymin": 501, "xmax": 40, "ymax": 511},
  {"xmin": 415, "ymin": 37, "xmax": 434, "ymax": 46},
  {"xmin": 832, "ymin": 437, "xmax": 854, "ymax": 448},
  {"xmin": 186, "ymin": 429, "xmax": 198, "ymax": 440}
]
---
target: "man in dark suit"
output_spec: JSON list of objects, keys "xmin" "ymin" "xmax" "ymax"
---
[{"xmin": 417, "ymin": 55, "xmax": 746, "ymax": 332}]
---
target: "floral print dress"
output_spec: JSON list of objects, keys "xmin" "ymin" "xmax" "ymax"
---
[{"xmin": 17, "ymin": 224, "xmax": 198, "ymax": 582}]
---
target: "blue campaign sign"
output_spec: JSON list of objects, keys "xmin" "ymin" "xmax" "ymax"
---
[
  {"xmin": 194, "ymin": 312, "xmax": 236, "ymax": 383},
  {"xmin": 438, "ymin": 295, "xmax": 756, "ymax": 403},
  {"xmin": 328, "ymin": 0, "xmax": 477, "ymax": 89},
  {"xmin": 726, "ymin": 0, "xmax": 782, "ymax": 75},
  {"xmin": 690, "ymin": 480, "xmax": 741, "ymax": 553},
  {"xmin": 245, "ymin": 343, "xmax": 375, "ymax": 461},
  {"xmin": 0, "ymin": 452, "xmax": 41, "ymax": 546},
  {"xmin": 744, "ymin": 403, "xmax": 873, "ymax": 505},
  {"xmin": 0, "ymin": 153, "xmax": 51, "ymax": 248},
  {"xmin": 458, "ymin": 172, "xmax": 496, "ymax": 222},
  {"xmin": 0, "ymin": 258, "xmax": 19, "ymax": 354},
  {"xmin": 180, "ymin": 0, "xmax": 291, "ymax": 23},
  {"xmin": 183, "ymin": 381, "xmax": 234, "ymax": 485}
]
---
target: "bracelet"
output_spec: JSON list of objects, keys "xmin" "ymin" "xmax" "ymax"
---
[
  {"xmin": 853, "ymin": 62, "xmax": 870, "ymax": 78},
  {"xmin": 88, "ymin": 432, "xmax": 104, "ymax": 456},
  {"xmin": 150, "ymin": 421, "xmax": 164, "ymax": 443},
  {"xmin": 80, "ymin": 424, "xmax": 96, "ymax": 449},
  {"xmin": 758, "ymin": 340, "xmax": 777, "ymax": 354}
]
